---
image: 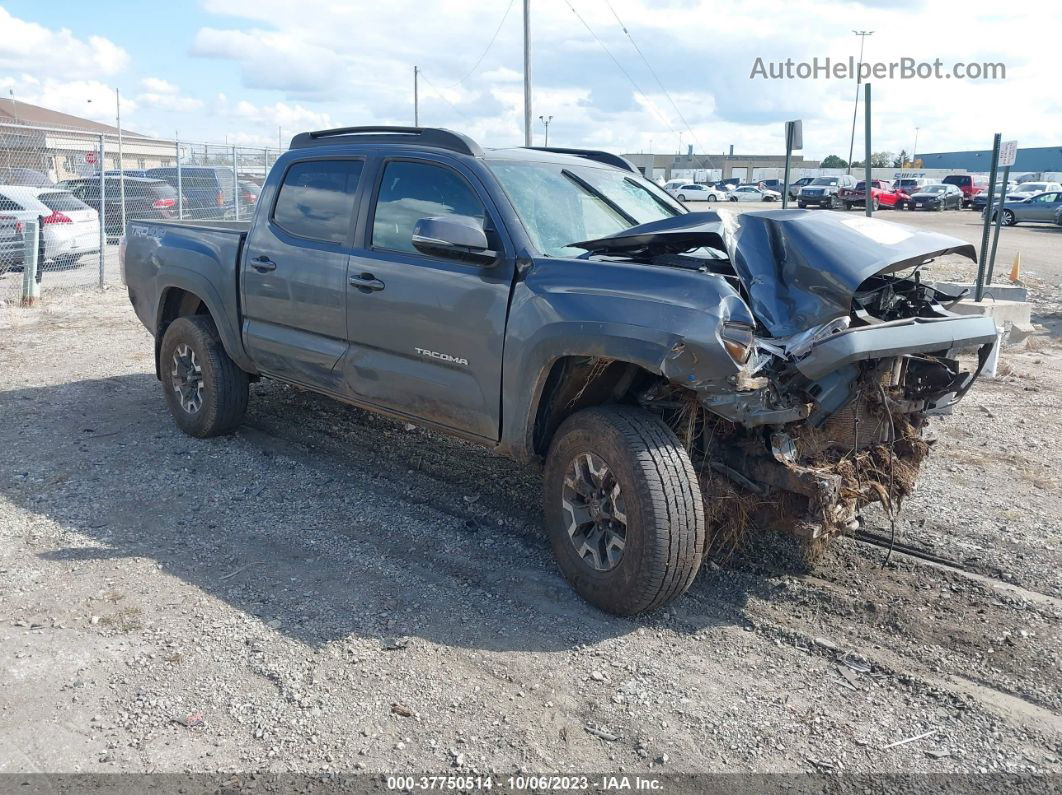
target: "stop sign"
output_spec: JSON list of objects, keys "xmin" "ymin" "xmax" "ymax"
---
[{"xmin": 85, "ymin": 151, "xmax": 97, "ymax": 165}]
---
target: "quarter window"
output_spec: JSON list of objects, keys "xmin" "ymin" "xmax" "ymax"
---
[
  {"xmin": 372, "ymin": 161, "xmax": 485, "ymax": 254},
  {"xmin": 273, "ymin": 160, "xmax": 362, "ymax": 244}
]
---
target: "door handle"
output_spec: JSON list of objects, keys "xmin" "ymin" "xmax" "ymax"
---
[
  {"xmin": 349, "ymin": 273, "xmax": 385, "ymax": 292},
  {"xmin": 250, "ymin": 255, "xmax": 276, "ymax": 272}
]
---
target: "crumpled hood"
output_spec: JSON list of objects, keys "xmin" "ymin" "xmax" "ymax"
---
[
  {"xmin": 725, "ymin": 210, "xmax": 975, "ymax": 336},
  {"xmin": 572, "ymin": 209, "xmax": 977, "ymax": 338}
]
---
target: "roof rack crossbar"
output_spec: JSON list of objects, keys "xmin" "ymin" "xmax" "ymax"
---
[
  {"xmin": 524, "ymin": 147, "xmax": 638, "ymax": 173},
  {"xmin": 289, "ymin": 126, "xmax": 483, "ymax": 157}
]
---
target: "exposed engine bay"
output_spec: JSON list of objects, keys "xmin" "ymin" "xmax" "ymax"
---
[{"xmin": 573, "ymin": 209, "xmax": 999, "ymax": 544}]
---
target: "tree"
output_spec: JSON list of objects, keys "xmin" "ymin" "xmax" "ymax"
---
[
  {"xmin": 870, "ymin": 151, "xmax": 895, "ymax": 168},
  {"xmin": 893, "ymin": 150, "xmax": 908, "ymax": 168},
  {"xmin": 820, "ymin": 154, "xmax": 848, "ymax": 169}
]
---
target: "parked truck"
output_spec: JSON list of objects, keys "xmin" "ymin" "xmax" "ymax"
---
[{"xmin": 121, "ymin": 126, "xmax": 998, "ymax": 615}]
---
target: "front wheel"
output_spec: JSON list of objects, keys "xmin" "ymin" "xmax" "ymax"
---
[
  {"xmin": 160, "ymin": 315, "xmax": 249, "ymax": 438},
  {"xmin": 823, "ymin": 197, "xmax": 833, "ymax": 209},
  {"xmin": 798, "ymin": 202, "xmax": 807, "ymax": 208},
  {"xmin": 706, "ymin": 195, "xmax": 716, "ymax": 202},
  {"xmin": 543, "ymin": 406, "xmax": 706, "ymax": 616},
  {"xmin": 872, "ymin": 198, "xmax": 880, "ymax": 211},
  {"xmin": 677, "ymin": 194, "xmax": 686, "ymax": 202},
  {"xmin": 1003, "ymin": 209, "xmax": 1016, "ymax": 226},
  {"xmin": 729, "ymin": 196, "xmax": 738, "ymax": 202}
]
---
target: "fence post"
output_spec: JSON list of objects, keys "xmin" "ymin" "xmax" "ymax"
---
[
  {"xmin": 863, "ymin": 83, "xmax": 872, "ymax": 218},
  {"xmin": 21, "ymin": 219, "xmax": 40, "ymax": 307},
  {"xmin": 176, "ymin": 139, "xmax": 183, "ymax": 220},
  {"xmin": 232, "ymin": 145, "xmax": 239, "ymax": 221},
  {"xmin": 98, "ymin": 134, "xmax": 106, "ymax": 288}
]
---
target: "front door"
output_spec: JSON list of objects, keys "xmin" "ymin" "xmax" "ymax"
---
[
  {"xmin": 241, "ymin": 158, "xmax": 363, "ymax": 391},
  {"xmin": 1024, "ymin": 191, "xmax": 1062, "ymax": 221},
  {"xmin": 342, "ymin": 157, "xmax": 514, "ymax": 440}
]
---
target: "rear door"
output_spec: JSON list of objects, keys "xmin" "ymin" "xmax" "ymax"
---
[
  {"xmin": 342, "ymin": 155, "xmax": 515, "ymax": 440},
  {"xmin": 241, "ymin": 157, "xmax": 364, "ymax": 391}
]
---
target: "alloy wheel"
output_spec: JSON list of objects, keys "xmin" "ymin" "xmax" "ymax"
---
[
  {"xmin": 171, "ymin": 343, "xmax": 204, "ymax": 413},
  {"xmin": 561, "ymin": 452, "xmax": 628, "ymax": 572}
]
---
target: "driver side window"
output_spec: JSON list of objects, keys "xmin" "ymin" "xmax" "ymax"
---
[{"xmin": 372, "ymin": 161, "xmax": 486, "ymax": 255}]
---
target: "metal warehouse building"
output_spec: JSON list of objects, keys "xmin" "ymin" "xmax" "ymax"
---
[{"xmin": 918, "ymin": 145, "xmax": 1062, "ymax": 173}]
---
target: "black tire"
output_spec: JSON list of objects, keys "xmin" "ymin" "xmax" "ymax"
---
[
  {"xmin": 159, "ymin": 315, "xmax": 249, "ymax": 438},
  {"xmin": 872, "ymin": 198, "xmax": 880, "ymax": 211},
  {"xmin": 706, "ymin": 195, "xmax": 716, "ymax": 202},
  {"xmin": 677, "ymin": 194, "xmax": 686, "ymax": 202},
  {"xmin": 823, "ymin": 197, "xmax": 833, "ymax": 209},
  {"xmin": 798, "ymin": 201, "xmax": 807, "ymax": 209},
  {"xmin": 543, "ymin": 405, "xmax": 706, "ymax": 616},
  {"xmin": 1003, "ymin": 209, "xmax": 1016, "ymax": 226},
  {"xmin": 729, "ymin": 196, "xmax": 738, "ymax": 202}
]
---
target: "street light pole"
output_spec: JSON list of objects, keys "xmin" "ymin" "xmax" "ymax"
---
[
  {"xmin": 414, "ymin": 66, "xmax": 419, "ymax": 126},
  {"xmin": 846, "ymin": 30, "xmax": 873, "ymax": 174},
  {"xmin": 538, "ymin": 115, "xmax": 552, "ymax": 146},
  {"xmin": 523, "ymin": 0, "xmax": 532, "ymax": 146},
  {"xmin": 911, "ymin": 126, "xmax": 920, "ymax": 166},
  {"xmin": 116, "ymin": 88, "xmax": 126, "ymax": 235}
]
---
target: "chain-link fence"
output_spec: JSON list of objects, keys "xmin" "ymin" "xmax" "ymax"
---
[{"xmin": 0, "ymin": 120, "xmax": 285, "ymax": 303}]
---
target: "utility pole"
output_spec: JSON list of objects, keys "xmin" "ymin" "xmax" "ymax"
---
[
  {"xmin": 539, "ymin": 115, "xmax": 552, "ymax": 146},
  {"xmin": 846, "ymin": 30, "xmax": 873, "ymax": 175},
  {"xmin": 523, "ymin": 0, "xmax": 532, "ymax": 146},
  {"xmin": 116, "ymin": 88, "xmax": 126, "ymax": 235},
  {"xmin": 278, "ymin": 126, "xmax": 282, "ymax": 150},
  {"xmin": 414, "ymin": 66, "xmax": 419, "ymax": 126}
]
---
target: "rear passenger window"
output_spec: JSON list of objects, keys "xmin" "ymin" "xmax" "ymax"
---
[
  {"xmin": 0, "ymin": 197, "xmax": 24, "ymax": 211},
  {"xmin": 372, "ymin": 161, "xmax": 485, "ymax": 254},
  {"xmin": 273, "ymin": 160, "xmax": 362, "ymax": 244}
]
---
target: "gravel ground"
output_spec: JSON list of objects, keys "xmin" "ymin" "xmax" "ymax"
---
[{"xmin": 1, "ymin": 286, "xmax": 1060, "ymax": 778}]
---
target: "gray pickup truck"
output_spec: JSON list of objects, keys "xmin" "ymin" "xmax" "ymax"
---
[{"xmin": 122, "ymin": 126, "xmax": 997, "ymax": 615}]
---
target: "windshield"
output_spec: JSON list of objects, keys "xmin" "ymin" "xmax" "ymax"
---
[
  {"xmin": 810, "ymin": 177, "xmax": 838, "ymax": 186},
  {"xmin": 922, "ymin": 186, "xmax": 946, "ymax": 194},
  {"xmin": 488, "ymin": 160, "xmax": 683, "ymax": 257},
  {"xmin": 1016, "ymin": 183, "xmax": 1046, "ymax": 192}
]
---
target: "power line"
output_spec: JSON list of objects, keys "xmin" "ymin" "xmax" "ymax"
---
[
  {"xmin": 417, "ymin": 70, "xmax": 472, "ymax": 122},
  {"xmin": 559, "ymin": 0, "xmax": 685, "ymax": 148},
  {"xmin": 601, "ymin": 0, "xmax": 715, "ymax": 171},
  {"xmin": 451, "ymin": 0, "xmax": 518, "ymax": 87}
]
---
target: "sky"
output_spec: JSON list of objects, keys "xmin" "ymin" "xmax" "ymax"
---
[{"xmin": 0, "ymin": 0, "xmax": 1058, "ymax": 160}]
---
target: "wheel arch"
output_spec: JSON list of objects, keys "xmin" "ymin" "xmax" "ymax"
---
[{"xmin": 154, "ymin": 275, "xmax": 256, "ymax": 379}]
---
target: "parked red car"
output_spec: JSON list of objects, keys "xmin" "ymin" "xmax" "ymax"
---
[
  {"xmin": 838, "ymin": 179, "xmax": 909, "ymax": 210},
  {"xmin": 942, "ymin": 175, "xmax": 987, "ymax": 208}
]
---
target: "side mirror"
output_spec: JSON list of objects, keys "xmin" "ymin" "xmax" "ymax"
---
[{"xmin": 411, "ymin": 215, "xmax": 497, "ymax": 265}]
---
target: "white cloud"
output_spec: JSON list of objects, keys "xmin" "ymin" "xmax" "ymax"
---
[
  {"xmin": 140, "ymin": 77, "xmax": 180, "ymax": 94},
  {"xmin": 0, "ymin": 6, "xmax": 128, "ymax": 78}
]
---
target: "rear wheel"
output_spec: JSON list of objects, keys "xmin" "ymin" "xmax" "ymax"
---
[
  {"xmin": 543, "ymin": 406, "xmax": 706, "ymax": 616},
  {"xmin": 677, "ymin": 194, "xmax": 686, "ymax": 202},
  {"xmin": 706, "ymin": 195, "xmax": 716, "ymax": 202},
  {"xmin": 160, "ymin": 315, "xmax": 249, "ymax": 438},
  {"xmin": 798, "ymin": 201, "xmax": 807, "ymax": 208},
  {"xmin": 1003, "ymin": 209, "xmax": 1016, "ymax": 226}
]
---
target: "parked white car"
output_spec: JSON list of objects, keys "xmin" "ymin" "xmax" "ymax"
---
[
  {"xmin": 0, "ymin": 186, "xmax": 100, "ymax": 265},
  {"xmin": 667, "ymin": 183, "xmax": 727, "ymax": 202},
  {"xmin": 1006, "ymin": 181, "xmax": 1062, "ymax": 201},
  {"xmin": 728, "ymin": 185, "xmax": 781, "ymax": 202}
]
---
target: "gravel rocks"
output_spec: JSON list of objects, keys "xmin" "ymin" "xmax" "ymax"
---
[{"xmin": 0, "ymin": 287, "xmax": 1060, "ymax": 774}]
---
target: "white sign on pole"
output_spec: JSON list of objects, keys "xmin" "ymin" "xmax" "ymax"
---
[{"xmin": 999, "ymin": 140, "xmax": 1018, "ymax": 168}]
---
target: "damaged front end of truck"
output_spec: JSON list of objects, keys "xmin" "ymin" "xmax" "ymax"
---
[{"xmin": 574, "ymin": 210, "xmax": 998, "ymax": 545}]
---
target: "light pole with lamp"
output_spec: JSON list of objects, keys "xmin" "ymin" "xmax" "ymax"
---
[
  {"xmin": 846, "ymin": 30, "xmax": 873, "ymax": 174},
  {"xmin": 538, "ymin": 115, "xmax": 553, "ymax": 146}
]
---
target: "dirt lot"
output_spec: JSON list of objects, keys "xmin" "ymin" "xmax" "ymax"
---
[{"xmin": 1, "ymin": 283, "xmax": 1061, "ymax": 778}]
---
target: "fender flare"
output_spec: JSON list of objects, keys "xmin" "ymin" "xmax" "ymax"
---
[{"xmin": 153, "ymin": 267, "xmax": 257, "ymax": 378}]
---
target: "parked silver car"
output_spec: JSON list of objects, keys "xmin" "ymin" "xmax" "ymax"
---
[
  {"xmin": 988, "ymin": 191, "xmax": 1062, "ymax": 226},
  {"xmin": 0, "ymin": 186, "xmax": 100, "ymax": 265},
  {"xmin": 0, "ymin": 214, "xmax": 24, "ymax": 274}
]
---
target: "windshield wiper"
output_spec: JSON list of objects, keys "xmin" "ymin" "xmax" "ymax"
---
[
  {"xmin": 561, "ymin": 169, "xmax": 639, "ymax": 226},
  {"xmin": 624, "ymin": 176, "xmax": 683, "ymax": 215}
]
